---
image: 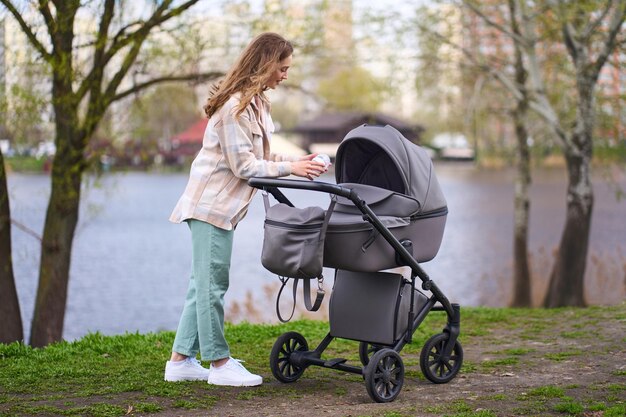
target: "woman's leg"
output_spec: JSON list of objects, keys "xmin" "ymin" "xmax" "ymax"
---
[
  {"xmin": 171, "ymin": 269, "xmax": 201, "ymax": 358},
  {"xmin": 188, "ymin": 219, "xmax": 233, "ymax": 361},
  {"xmin": 165, "ymin": 220, "xmax": 233, "ymax": 381}
]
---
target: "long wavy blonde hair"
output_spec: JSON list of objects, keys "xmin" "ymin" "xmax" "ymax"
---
[{"xmin": 204, "ymin": 33, "xmax": 293, "ymax": 119}]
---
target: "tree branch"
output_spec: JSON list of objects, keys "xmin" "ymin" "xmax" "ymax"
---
[
  {"xmin": 75, "ymin": 0, "xmax": 115, "ymax": 101},
  {"xmin": 591, "ymin": 1, "xmax": 626, "ymax": 79},
  {"xmin": 561, "ymin": 21, "xmax": 579, "ymax": 63},
  {"xmin": 417, "ymin": 21, "xmax": 524, "ymax": 101},
  {"xmin": 94, "ymin": 0, "xmax": 115, "ymax": 64},
  {"xmin": 581, "ymin": 0, "xmax": 614, "ymax": 41},
  {"xmin": 0, "ymin": 0, "xmax": 52, "ymax": 61},
  {"xmin": 111, "ymin": 71, "xmax": 224, "ymax": 102},
  {"xmin": 80, "ymin": 0, "xmax": 202, "ymax": 139},
  {"xmin": 37, "ymin": 0, "xmax": 56, "ymax": 44},
  {"xmin": 461, "ymin": 0, "xmax": 528, "ymax": 47},
  {"xmin": 10, "ymin": 219, "xmax": 42, "ymax": 243},
  {"xmin": 101, "ymin": 0, "xmax": 200, "ymax": 70},
  {"xmin": 517, "ymin": 0, "xmax": 571, "ymax": 152},
  {"xmin": 419, "ymin": 3, "xmax": 572, "ymax": 153}
]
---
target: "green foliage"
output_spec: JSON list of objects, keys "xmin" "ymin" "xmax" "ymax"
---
[
  {"xmin": 4, "ymin": 156, "xmax": 48, "ymax": 172},
  {"xmin": 128, "ymin": 84, "xmax": 201, "ymax": 145},
  {"xmin": 317, "ymin": 67, "xmax": 389, "ymax": 112},
  {"xmin": 3, "ymin": 84, "xmax": 50, "ymax": 147}
]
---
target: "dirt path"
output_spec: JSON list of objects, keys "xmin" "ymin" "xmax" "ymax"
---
[{"xmin": 149, "ymin": 306, "xmax": 625, "ymax": 417}]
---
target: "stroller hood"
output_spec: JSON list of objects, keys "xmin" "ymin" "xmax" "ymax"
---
[{"xmin": 335, "ymin": 124, "xmax": 447, "ymax": 213}]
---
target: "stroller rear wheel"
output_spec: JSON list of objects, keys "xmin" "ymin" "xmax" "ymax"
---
[
  {"xmin": 358, "ymin": 341, "xmax": 384, "ymax": 366},
  {"xmin": 364, "ymin": 349, "xmax": 405, "ymax": 403},
  {"xmin": 419, "ymin": 332, "xmax": 463, "ymax": 383},
  {"xmin": 270, "ymin": 332, "xmax": 309, "ymax": 383}
]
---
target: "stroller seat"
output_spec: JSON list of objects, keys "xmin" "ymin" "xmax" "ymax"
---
[{"xmin": 323, "ymin": 125, "xmax": 448, "ymax": 272}]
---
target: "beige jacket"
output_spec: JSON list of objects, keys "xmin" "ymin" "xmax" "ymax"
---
[{"xmin": 169, "ymin": 93, "xmax": 298, "ymax": 230}]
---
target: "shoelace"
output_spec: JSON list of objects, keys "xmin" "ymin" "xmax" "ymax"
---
[
  {"xmin": 229, "ymin": 357, "xmax": 250, "ymax": 372},
  {"xmin": 186, "ymin": 357, "xmax": 205, "ymax": 369}
]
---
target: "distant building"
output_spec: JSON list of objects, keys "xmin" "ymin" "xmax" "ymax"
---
[
  {"xmin": 166, "ymin": 119, "xmax": 209, "ymax": 164},
  {"xmin": 292, "ymin": 111, "xmax": 424, "ymax": 157}
]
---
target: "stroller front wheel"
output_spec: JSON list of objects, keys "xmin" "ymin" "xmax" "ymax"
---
[
  {"xmin": 419, "ymin": 332, "xmax": 463, "ymax": 384},
  {"xmin": 364, "ymin": 349, "xmax": 405, "ymax": 403},
  {"xmin": 270, "ymin": 332, "xmax": 309, "ymax": 383}
]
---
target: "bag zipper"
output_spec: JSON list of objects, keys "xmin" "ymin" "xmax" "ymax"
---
[
  {"xmin": 265, "ymin": 219, "xmax": 324, "ymax": 230},
  {"xmin": 411, "ymin": 206, "xmax": 448, "ymax": 221}
]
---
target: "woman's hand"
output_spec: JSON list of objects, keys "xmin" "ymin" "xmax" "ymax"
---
[{"xmin": 290, "ymin": 158, "xmax": 326, "ymax": 180}]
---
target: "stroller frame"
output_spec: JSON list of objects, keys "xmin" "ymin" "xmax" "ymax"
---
[{"xmin": 249, "ymin": 177, "xmax": 462, "ymax": 403}]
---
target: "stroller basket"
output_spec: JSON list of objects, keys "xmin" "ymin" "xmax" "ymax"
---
[{"xmin": 329, "ymin": 269, "xmax": 429, "ymax": 345}]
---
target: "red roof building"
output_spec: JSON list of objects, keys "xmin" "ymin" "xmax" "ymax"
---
[
  {"xmin": 166, "ymin": 119, "xmax": 208, "ymax": 164},
  {"xmin": 171, "ymin": 118, "xmax": 208, "ymax": 147}
]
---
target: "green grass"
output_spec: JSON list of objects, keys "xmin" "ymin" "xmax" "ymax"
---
[
  {"xmin": 553, "ymin": 400, "xmax": 585, "ymax": 415},
  {"xmin": 526, "ymin": 386, "xmax": 566, "ymax": 399},
  {"xmin": 4, "ymin": 155, "xmax": 48, "ymax": 172},
  {"xmin": 1, "ymin": 304, "xmax": 624, "ymax": 416},
  {"xmin": 479, "ymin": 357, "xmax": 520, "ymax": 370},
  {"xmin": 545, "ymin": 350, "xmax": 584, "ymax": 361}
]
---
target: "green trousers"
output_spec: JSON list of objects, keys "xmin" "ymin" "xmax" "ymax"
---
[{"xmin": 172, "ymin": 219, "xmax": 233, "ymax": 361}]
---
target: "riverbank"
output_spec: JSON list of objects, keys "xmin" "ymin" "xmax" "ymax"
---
[{"xmin": 1, "ymin": 304, "xmax": 624, "ymax": 417}]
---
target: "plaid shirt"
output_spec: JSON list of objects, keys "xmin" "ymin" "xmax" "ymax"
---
[{"xmin": 169, "ymin": 93, "xmax": 298, "ymax": 230}]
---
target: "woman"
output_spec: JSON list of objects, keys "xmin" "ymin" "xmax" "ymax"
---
[{"xmin": 164, "ymin": 33, "xmax": 326, "ymax": 386}]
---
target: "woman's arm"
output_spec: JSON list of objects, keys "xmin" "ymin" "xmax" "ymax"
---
[{"xmin": 216, "ymin": 108, "xmax": 324, "ymax": 180}]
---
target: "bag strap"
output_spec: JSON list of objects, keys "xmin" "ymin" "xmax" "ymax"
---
[
  {"xmin": 262, "ymin": 192, "xmax": 271, "ymax": 211},
  {"xmin": 276, "ymin": 276, "xmax": 325, "ymax": 323},
  {"xmin": 262, "ymin": 191, "xmax": 337, "ymax": 221},
  {"xmin": 319, "ymin": 196, "xmax": 336, "ymax": 241}
]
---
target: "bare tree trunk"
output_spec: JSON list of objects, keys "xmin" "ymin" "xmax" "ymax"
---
[
  {"xmin": 29, "ymin": 71, "xmax": 84, "ymax": 347},
  {"xmin": 544, "ymin": 75, "xmax": 595, "ymax": 308},
  {"xmin": 509, "ymin": 0, "xmax": 532, "ymax": 307},
  {"xmin": 29, "ymin": 160, "xmax": 83, "ymax": 346},
  {"xmin": 544, "ymin": 153, "xmax": 592, "ymax": 307},
  {"xmin": 0, "ymin": 150, "xmax": 23, "ymax": 343},
  {"xmin": 511, "ymin": 106, "xmax": 532, "ymax": 307}
]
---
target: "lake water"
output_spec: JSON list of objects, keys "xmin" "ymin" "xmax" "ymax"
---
[{"xmin": 7, "ymin": 163, "xmax": 626, "ymax": 341}]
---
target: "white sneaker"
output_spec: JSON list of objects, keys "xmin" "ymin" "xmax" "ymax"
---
[
  {"xmin": 207, "ymin": 357, "xmax": 263, "ymax": 387},
  {"xmin": 164, "ymin": 357, "xmax": 210, "ymax": 382}
]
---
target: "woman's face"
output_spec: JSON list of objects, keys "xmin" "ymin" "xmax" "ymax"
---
[{"xmin": 267, "ymin": 55, "xmax": 292, "ymax": 89}]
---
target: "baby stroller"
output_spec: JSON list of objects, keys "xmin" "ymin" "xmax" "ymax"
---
[{"xmin": 249, "ymin": 124, "xmax": 462, "ymax": 403}]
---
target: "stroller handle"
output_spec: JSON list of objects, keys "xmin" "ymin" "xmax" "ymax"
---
[{"xmin": 248, "ymin": 178, "xmax": 355, "ymax": 200}]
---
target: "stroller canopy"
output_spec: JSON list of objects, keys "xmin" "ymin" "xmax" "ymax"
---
[{"xmin": 334, "ymin": 124, "xmax": 447, "ymax": 213}]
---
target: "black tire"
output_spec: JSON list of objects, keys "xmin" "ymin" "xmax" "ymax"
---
[
  {"xmin": 358, "ymin": 341, "xmax": 384, "ymax": 366},
  {"xmin": 363, "ymin": 349, "xmax": 404, "ymax": 403},
  {"xmin": 269, "ymin": 331, "xmax": 309, "ymax": 383},
  {"xmin": 419, "ymin": 333, "xmax": 463, "ymax": 384}
]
